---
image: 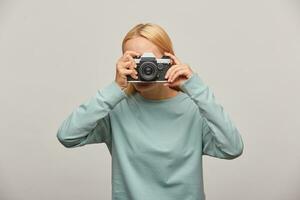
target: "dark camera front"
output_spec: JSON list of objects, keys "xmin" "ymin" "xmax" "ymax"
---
[
  {"xmin": 139, "ymin": 62, "xmax": 159, "ymax": 81},
  {"xmin": 127, "ymin": 52, "xmax": 171, "ymax": 83}
]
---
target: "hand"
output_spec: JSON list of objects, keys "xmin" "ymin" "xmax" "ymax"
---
[
  {"xmin": 163, "ymin": 52, "xmax": 194, "ymax": 91},
  {"xmin": 115, "ymin": 50, "xmax": 140, "ymax": 91}
]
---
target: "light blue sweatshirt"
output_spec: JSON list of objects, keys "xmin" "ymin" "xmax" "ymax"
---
[{"xmin": 56, "ymin": 72, "xmax": 244, "ymax": 200}]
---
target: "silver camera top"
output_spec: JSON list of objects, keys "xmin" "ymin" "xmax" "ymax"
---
[{"xmin": 134, "ymin": 52, "xmax": 171, "ymax": 64}]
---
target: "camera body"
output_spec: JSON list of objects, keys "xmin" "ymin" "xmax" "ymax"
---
[{"xmin": 127, "ymin": 52, "xmax": 172, "ymax": 82}]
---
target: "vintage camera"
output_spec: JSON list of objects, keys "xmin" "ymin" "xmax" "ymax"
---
[{"xmin": 127, "ymin": 52, "xmax": 172, "ymax": 82}]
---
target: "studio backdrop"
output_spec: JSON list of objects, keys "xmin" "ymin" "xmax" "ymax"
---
[{"xmin": 0, "ymin": 0, "xmax": 299, "ymax": 200}]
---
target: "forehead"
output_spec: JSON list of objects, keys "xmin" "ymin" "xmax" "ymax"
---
[{"xmin": 124, "ymin": 36, "xmax": 161, "ymax": 55}]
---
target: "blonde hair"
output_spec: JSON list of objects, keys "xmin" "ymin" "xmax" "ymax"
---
[{"xmin": 121, "ymin": 23, "xmax": 175, "ymax": 95}]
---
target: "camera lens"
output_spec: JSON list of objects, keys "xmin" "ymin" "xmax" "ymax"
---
[
  {"xmin": 143, "ymin": 65, "xmax": 153, "ymax": 75},
  {"xmin": 139, "ymin": 62, "xmax": 158, "ymax": 81}
]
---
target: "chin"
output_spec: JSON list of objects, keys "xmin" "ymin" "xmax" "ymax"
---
[{"xmin": 133, "ymin": 82, "xmax": 157, "ymax": 92}]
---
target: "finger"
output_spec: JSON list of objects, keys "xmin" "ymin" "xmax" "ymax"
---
[
  {"xmin": 167, "ymin": 65, "xmax": 182, "ymax": 82},
  {"xmin": 164, "ymin": 79, "xmax": 179, "ymax": 87},
  {"xmin": 164, "ymin": 52, "xmax": 181, "ymax": 65},
  {"xmin": 165, "ymin": 64, "xmax": 180, "ymax": 79},
  {"xmin": 128, "ymin": 55, "xmax": 137, "ymax": 69},
  {"xmin": 122, "ymin": 55, "xmax": 138, "ymax": 70},
  {"xmin": 170, "ymin": 68, "xmax": 189, "ymax": 82},
  {"xmin": 167, "ymin": 64, "xmax": 190, "ymax": 80},
  {"xmin": 120, "ymin": 54, "xmax": 131, "ymax": 62},
  {"xmin": 123, "ymin": 59, "xmax": 136, "ymax": 69},
  {"xmin": 126, "ymin": 60, "xmax": 138, "ymax": 76},
  {"xmin": 119, "ymin": 68, "xmax": 138, "ymax": 79},
  {"xmin": 118, "ymin": 60, "xmax": 132, "ymax": 69},
  {"xmin": 119, "ymin": 68, "xmax": 135, "ymax": 75}
]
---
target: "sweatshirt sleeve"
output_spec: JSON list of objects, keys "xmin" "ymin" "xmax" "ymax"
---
[
  {"xmin": 179, "ymin": 72, "xmax": 244, "ymax": 159},
  {"xmin": 56, "ymin": 81, "xmax": 127, "ymax": 148}
]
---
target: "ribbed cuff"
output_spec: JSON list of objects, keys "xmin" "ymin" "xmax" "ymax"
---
[
  {"xmin": 97, "ymin": 81, "xmax": 128, "ymax": 109},
  {"xmin": 179, "ymin": 72, "xmax": 208, "ymax": 97}
]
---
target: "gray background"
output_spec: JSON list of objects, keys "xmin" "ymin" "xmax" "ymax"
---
[{"xmin": 1, "ymin": 0, "xmax": 299, "ymax": 199}]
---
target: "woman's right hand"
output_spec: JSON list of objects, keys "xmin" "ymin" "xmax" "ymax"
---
[{"xmin": 115, "ymin": 50, "xmax": 140, "ymax": 90}]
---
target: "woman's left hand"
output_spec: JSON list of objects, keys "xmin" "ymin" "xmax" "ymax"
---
[{"xmin": 163, "ymin": 52, "xmax": 194, "ymax": 91}]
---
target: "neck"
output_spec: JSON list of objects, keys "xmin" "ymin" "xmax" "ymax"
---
[{"xmin": 137, "ymin": 85, "xmax": 179, "ymax": 100}]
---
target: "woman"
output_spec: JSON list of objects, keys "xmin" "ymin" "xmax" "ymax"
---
[{"xmin": 57, "ymin": 23, "xmax": 244, "ymax": 200}]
